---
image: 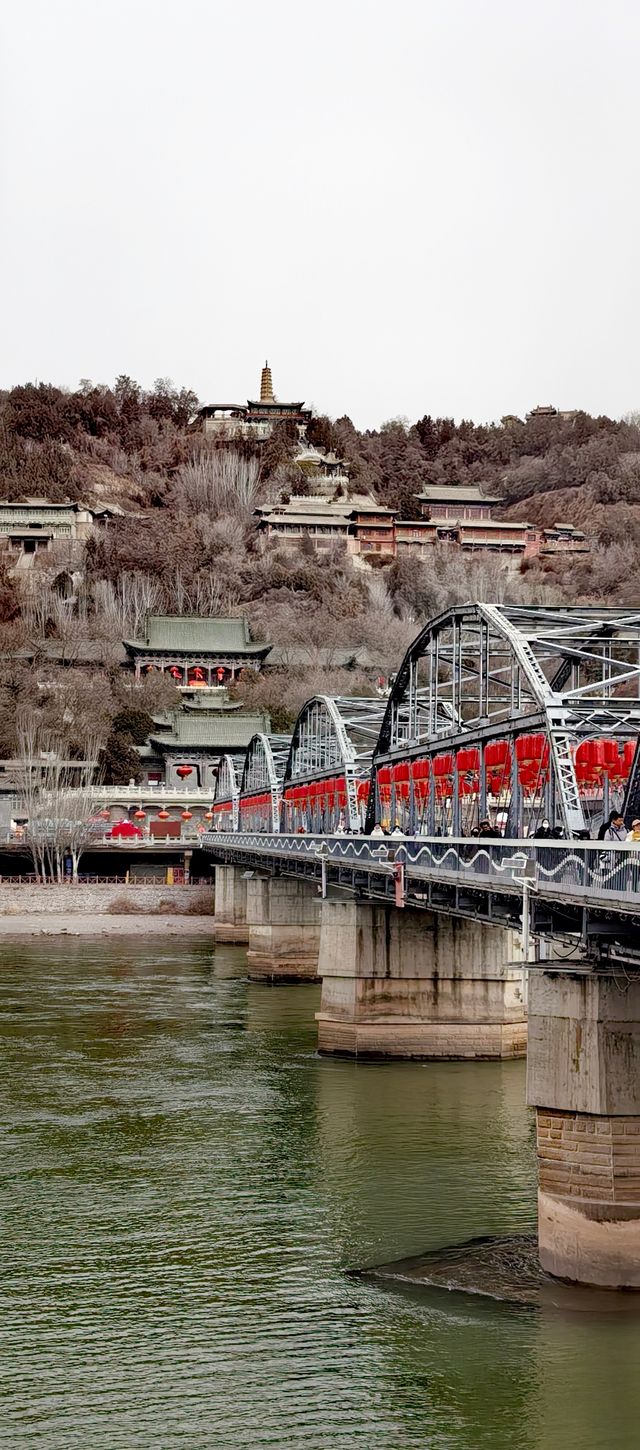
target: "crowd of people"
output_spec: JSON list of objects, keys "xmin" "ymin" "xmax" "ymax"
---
[{"xmin": 362, "ymin": 812, "xmax": 640, "ymax": 841}]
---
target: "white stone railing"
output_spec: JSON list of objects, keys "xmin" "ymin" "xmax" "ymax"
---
[{"xmin": 89, "ymin": 784, "xmax": 214, "ymax": 804}]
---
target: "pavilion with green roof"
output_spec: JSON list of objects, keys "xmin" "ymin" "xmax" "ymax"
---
[{"xmin": 124, "ymin": 614, "xmax": 271, "ymax": 687}]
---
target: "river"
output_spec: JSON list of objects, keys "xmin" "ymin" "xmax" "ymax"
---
[{"xmin": 1, "ymin": 939, "xmax": 639, "ymax": 1448}]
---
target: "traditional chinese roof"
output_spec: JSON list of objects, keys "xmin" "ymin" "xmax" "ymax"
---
[
  {"xmin": 417, "ymin": 484, "xmax": 500, "ymax": 504},
  {"xmin": 124, "ymin": 614, "xmax": 271, "ymax": 659},
  {"xmin": 148, "ymin": 711, "xmax": 269, "ymax": 750},
  {"xmin": 256, "ymin": 493, "xmax": 394, "ymax": 528}
]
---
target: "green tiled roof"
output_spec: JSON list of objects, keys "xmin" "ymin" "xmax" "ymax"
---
[
  {"xmin": 126, "ymin": 614, "xmax": 270, "ymax": 655},
  {"xmin": 149, "ymin": 712, "xmax": 269, "ymax": 749}
]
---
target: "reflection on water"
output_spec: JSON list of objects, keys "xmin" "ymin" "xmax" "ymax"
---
[{"xmin": 0, "ymin": 939, "xmax": 639, "ymax": 1448}]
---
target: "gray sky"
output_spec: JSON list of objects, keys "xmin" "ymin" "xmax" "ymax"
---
[{"xmin": 2, "ymin": 0, "xmax": 639, "ymax": 429}]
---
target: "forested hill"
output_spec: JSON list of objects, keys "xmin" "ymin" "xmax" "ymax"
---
[
  {"xmin": 0, "ymin": 378, "xmax": 638, "ymax": 625},
  {"xmin": 2, "ymin": 377, "xmax": 639, "ymax": 528},
  {"xmin": 310, "ymin": 408, "xmax": 640, "ymax": 526}
]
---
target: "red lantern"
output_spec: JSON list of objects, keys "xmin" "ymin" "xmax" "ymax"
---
[
  {"xmin": 392, "ymin": 761, "xmax": 410, "ymax": 800},
  {"xmin": 134, "ymin": 809, "xmax": 146, "ymax": 820},
  {"xmin": 204, "ymin": 809, "xmax": 214, "ymax": 821},
  {"xmin": 456, "ymin": 747, "xmax": 480, "ymax": 797},
  {"xmin": 169, "ymin": 667, "xmax": 182, "ymax": 680},
  {"xmin": 516, "ymin": 734, "xmax": 549, "ymax": 791},
  {"xmin": 433, "ymin": 753, "xmax": 454, "ymax": 798},
  {"xmin": 157, "ymin": 809, "xmax": 170, "ymax": 821},
  {"xmin": 216, "ymin": 667, "xmax": 225, "ymax": 683},
  {"xmin": 621, "ymin": 740, "xmax": 636, "ymax": 778},
  {"xmin": 181, "ymin": 810, "xmax": 193, "ymax": 821},
  {"xmin": 485, "ymin": 741, "xmax": 511, "ymax": 794},
  {"xmin": 176, "ymin": 766, "xmax": 193, "ymax": 779}
]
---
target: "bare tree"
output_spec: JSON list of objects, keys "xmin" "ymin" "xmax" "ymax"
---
[
  {"xmin": 171, "ymin": 450, "xmax": 262, "ymax": 518},
  {"xmin": 15, "ymin": 714, "xmax": 102, "ymax": 883},
  {"xmin": 92, "ymin": 571, "xmax": 163, "ymax": 638}
]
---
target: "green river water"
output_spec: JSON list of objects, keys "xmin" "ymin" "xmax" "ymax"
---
[{"xmin": 1, "ymin": 939, "xmax": 639, "ymax": 1448}]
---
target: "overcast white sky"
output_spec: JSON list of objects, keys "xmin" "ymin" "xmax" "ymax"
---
[{"xmin": 1, "ymin": 0, "xmax": 639, "ymax": 429}]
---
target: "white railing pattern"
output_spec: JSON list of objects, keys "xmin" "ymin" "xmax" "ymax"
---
[{"xmin": 201, "ymin": 832, "xmax": 640, "ymax": 911}]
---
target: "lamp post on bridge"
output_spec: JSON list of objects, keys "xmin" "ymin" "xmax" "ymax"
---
[{"xmin": 509, "ymin": 850, "xmax": 538, "ymax": 1007}]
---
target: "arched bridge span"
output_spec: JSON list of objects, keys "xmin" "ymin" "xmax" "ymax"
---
[
  {"xmin": 281, "ymin": 695, "xmax": 386, "ymax": 833},
  {"xmin": 367, "ymin": 604, "xmax": 640, "ymax": 837},
  {"xmin": 238, "ymin": 733, "xmax": 290, "ymax": 833}
]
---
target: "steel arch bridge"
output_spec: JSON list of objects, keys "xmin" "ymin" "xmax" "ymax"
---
[
  {"xmin": 212, "ymin": 754, "xmax": 241, "ymax": 831},
  {"xmin": 366, "ymin": 604, "xmax": 640, "ymax": 838},
  {"xmin": 281, "ymin": 695, "xmax": 387, "ymax": 833},
  {"xmin": 238, "ymin": 733, "xmax": 291, "ymax": 833}
]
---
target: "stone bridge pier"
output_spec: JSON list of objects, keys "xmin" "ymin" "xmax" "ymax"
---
[
  {"xmin": 528, "ymin": 972, "xmax": 640, "ymax": 1288},
  {"xmin": 213, "ymin": 864, "xmax": 249, "ymax": 943},
  {"xmin": 315, "ymin": 897, "xmax": 527, "ymax": 1059},
  {"xmin": 246, "ymin": 874, "xmax": 321, "ymax": 982}
]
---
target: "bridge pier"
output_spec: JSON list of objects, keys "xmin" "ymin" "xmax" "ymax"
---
[
  {"xmin": 213, "ymin": 864, "xmax": 249, "ymax": 943},
  {"xmin": 528, "ymin": 972, "xmax": 640, "ymax": 1288},
  {"xmin": 246, "ymin": 876, "xmax": 321, "ymax": 982},
  {"xmin": 316, "ymin": 898, "xmax": 526, "ymax": 1059}
]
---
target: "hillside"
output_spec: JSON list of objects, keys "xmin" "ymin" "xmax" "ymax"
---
[{"xmin": 0, "ymin": 376, "xmax": 636, "ymax": 757}]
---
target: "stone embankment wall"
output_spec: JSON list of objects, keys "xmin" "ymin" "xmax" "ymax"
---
[{"xmin": 0, "ymin": 884, "xmax": 214, "ymax": 916}]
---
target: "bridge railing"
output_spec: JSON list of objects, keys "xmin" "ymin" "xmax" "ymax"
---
[{"xmin": 201, "ymin": 832, "xmax": 640, "ymax": 907}]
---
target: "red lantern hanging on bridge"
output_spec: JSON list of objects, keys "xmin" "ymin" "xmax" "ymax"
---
[
  {"xmin": 157, "ymin": 809, "xmax": 170, "ymax": 821},
  {"xmin": 515, "ymin": 734, "xmax": 549, "ymax": 792},
  {"xmin": 377, "ymin": 765, "xmax": 392, "ymax": 803},
  {"xmin": 433, "ymin": 753, "xmax": 454, "ymax": 799},
  {"xmin": 410, "ymin": 758, "xmax": 430, "ymax": 804},
  {"xmin": 181, "ymin": 809, "xmax": 193, "ymax": 821},
  {"xmin": 621, "ymin": 740, "xmax": 636, "ymax": 780},
  {"xmin": 485, "ymin": 741, "xmax": 511, "ymax": 795},
  {"xmin": 456, "ymin": 747, "xmax": 480, "ymax": 797},
  {"xmin": 176, "ymin": 765, "xmax": 193, "ymax": 779},
  {"xmin": 392, "ymin": 761, "xmax": 410, "ymax": 800},
  {"xmin": 134, "ymin": 809, "xmax": 146, "ymax": 820}
]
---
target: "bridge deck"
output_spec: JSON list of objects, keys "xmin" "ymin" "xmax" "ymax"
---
[{"xmin": 202, "ymin": 833, "xmax": 640, "ymax": 955}]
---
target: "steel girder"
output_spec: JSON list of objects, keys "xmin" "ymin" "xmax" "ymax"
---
[
  {"xmin": 240, "ymin": 732, "xmax": 291, "ymax": 832},
  {"xmin": 283, "ymin": 695, "xmax": 387, "ymax": 831},
  {"xmin": 212, "ymin": 753, "xmax": 240, "ymax": 830},
  {"xmin": 370, "ymin": 604, "xmax": 640, "ymax": 836}
]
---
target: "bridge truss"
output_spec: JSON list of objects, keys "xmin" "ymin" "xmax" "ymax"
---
[
  {"xmin": 282, "ymin": 695, "xmax": 387, "ymax": 832},
  {"xmin": 239, "ymin": 733, "xmax": 291, "ymax": 833},
  {"xmin": 212, "ymin": 754, "xmax": 241, "ymax": 831},
  {"xmin": 369, "ymin": 605, "xmax": 640, "ymax": 837}
]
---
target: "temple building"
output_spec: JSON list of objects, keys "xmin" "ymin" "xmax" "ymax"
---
[
  {"xmin": 195, "ymin": 362, "xmax": 312, "ymax": 440},
  {"xmin": 124, "ymin": 615, "xmax": 271, "ymax": 686},
  {"xmin": 417, "ymin": 483, "xmax": 500, "ymax": 522},
  {"xmin": 0, "ymin": 499, "xmax": 124, "ymax": 565},
  {"xmin": 255, "ymin": 493, "xmax": 396, "ymax": 560},
  {"xmin": 139, "ymin": 692, "xmax": 270, "ymax": 790}
]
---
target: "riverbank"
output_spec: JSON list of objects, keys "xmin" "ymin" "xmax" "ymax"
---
[{"xmin": 0, "ymin": 913, "xmax": 215, "ymax": 937}]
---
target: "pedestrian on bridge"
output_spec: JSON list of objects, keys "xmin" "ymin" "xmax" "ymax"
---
[
  {"xmin": 626, "ymin": 819, "xmax": 640, "ymax": 842},
  {"xmin": 603, "ymin": 813, "xmax": 626, "ymax": 843},
  {"xmin": 478, "ymin": 819, "xmax": 502, "ymax": 839}
]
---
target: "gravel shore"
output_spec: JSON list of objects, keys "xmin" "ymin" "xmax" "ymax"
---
[{"xmin": 0, "ymin": 914, "xmax": 215, "ymax": 937}]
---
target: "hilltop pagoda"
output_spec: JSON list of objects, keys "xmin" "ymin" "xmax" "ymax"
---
[{"xmin": 195, "ymin": 362, "xmax": 312, "ymax": 440}]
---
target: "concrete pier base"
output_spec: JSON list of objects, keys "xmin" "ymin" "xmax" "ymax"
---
[
  {"xmin": 316, "ymin": 899, "xmax": 526, "ymax": 1059},
  {"xmin": 528, "ymin": 973, "xmax": 640, "ymax": 1288},
  {"xmin": 246, "ymin": 876, "xmax": 321, "ymax": 982},
  {"xmin": 213, "ymin": 864, "xmax": 249, "ymax": 943}
]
